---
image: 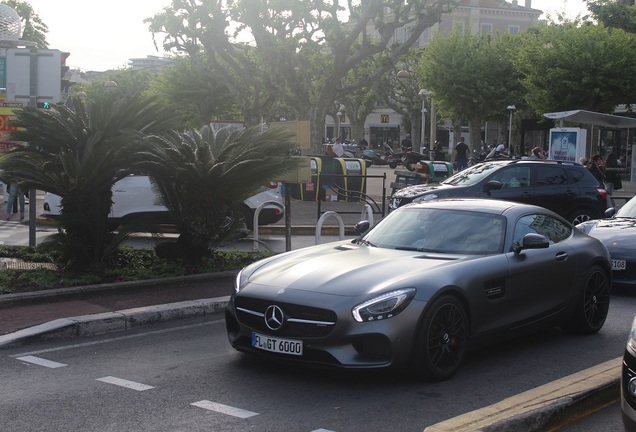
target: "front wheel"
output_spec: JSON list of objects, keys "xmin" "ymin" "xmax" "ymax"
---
[
  {"xmin": 389, "ymin": 162, "xmax": 398, "ymax": 169},
  {"xmin": 413, "ymin": 295, "xmax": 468, "ymax": 382},
  {"xmin": 561, "ymin": 265, "xmax": 610, "ymax": 335}
]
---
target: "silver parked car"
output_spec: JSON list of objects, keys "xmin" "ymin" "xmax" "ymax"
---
[{"xmin": 226, "ymin": 198, "xmax": 612, "ymax": 381}]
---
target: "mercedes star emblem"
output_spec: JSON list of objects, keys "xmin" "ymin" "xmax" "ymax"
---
[{"xmin": 265, "ymin": 305, "xmax": 285, "ymax": 331}]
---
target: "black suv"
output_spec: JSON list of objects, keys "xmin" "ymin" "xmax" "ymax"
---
[{"xmin": 390, "ymin": 159, "xmax": 608, "ymax": 224}]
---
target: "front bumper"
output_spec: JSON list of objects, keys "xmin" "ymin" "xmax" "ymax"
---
[{"xmin": 225, "ymin": 293, "xmax": 424, "ymax": 371}]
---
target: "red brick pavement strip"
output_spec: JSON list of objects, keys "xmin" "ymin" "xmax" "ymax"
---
[{"xmin": 0, "ymin": 272, "xmax": 236, "ymax": 336}]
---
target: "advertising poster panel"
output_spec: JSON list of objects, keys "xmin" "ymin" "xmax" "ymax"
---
[{"xmin": 548, "ymin": 128, "xmax": 587, "ymax": 163}]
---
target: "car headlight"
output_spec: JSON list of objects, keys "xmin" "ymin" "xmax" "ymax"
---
[
  {"xmin": 234, "ymin": 268, "xmax": 249, "ymax": 294},
  {"xmin": 413, "ymin": 194, "xmax": 438, "ymax": 203},
  {"xmin": 627, "ymin": 315, "xmax": 636, "ymax": 354},
  {"xmin": 352, "ymin": 288, "xmax": 416, "ymax": 323}
]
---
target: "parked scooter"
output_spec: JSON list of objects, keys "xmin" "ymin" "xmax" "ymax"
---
[
  {"xmin": 379, "ymin": 144, "xmax": 403, "ymax": 169},
  {"xmin": 401, "ymin": 146, "xmax": 429, "ymax": 171}
]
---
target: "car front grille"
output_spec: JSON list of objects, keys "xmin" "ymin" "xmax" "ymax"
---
[{"xmin": 235, "ymin": 297, "xmax": 337, "ymax": 338}]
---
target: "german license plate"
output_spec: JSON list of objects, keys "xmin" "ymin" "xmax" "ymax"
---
[
  {"xmin": 252, "ymin": 332, "xmax": 303, "ymax": 356},
  {"xmin": 612, "ymin": 259, "xmax": 626, "ymax": 271}
]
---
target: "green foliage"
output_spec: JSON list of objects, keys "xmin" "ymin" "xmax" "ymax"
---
[
  {"xmin": 0, "ymin": 244, "xmax": 270, "ymax": 294},
  {"xmin": 2, "ymin": 1, "xmax": 48, "ymax": 48},
  {"xmin": 136, "ymin": 125, "xmax": 300, "ymax": 259},
  {"xmin": 417, "ymin": 29, "xmax": 524, "ymax": 150},
  {"xmin": 514, "ymin": 22, "xmax": 636, "ymax": 113},
  {"xmin": 588, "ymin": 0, "xmax": 636, "ymax": 33},
  {"xmin": 0, "ymin": 94, "xmax": 180, "ymax": 271},
  {"xmin": 0, "ymin": 271, "xmax": 12, "ymax": 294},
  {"xmin": 145, "ymin": 55, "xmax": 241, "ymax": 127},
  {"xmin": 146, "ymin": 0, "xmax": 461, "ymax": 150}
]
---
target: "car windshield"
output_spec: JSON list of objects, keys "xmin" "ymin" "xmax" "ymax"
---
[
  {"xmin": 441, "ymin": 161, "xmax": 504, "ymax": 186},
  {"xmin": 615, "ymin": 198, "xmax": 636, "ymax": 218},
  {"xmin": 362, "ymin": 207, "xmax": 505, "ymax": 255}
]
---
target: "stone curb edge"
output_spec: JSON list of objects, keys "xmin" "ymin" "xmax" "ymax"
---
[
  {"xmin": 423, "ymin": 356, "xmax": 621, "ymax": 432},
  {"xmin": 0, "ymin": 296, "xmax": 229, "ymax": 348}
]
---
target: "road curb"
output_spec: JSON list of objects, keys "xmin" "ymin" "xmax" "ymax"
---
[
  {"xmin": 0, "ymin": 296, "xmax": 230, "ymax": 348},
  {"xmin": 423, "ymin": 357, "xmax": 621, "ymax": 432}
]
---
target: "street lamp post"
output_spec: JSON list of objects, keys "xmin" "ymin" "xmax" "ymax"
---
[
  {"xmin": 507, "ymin": 105, "xmax": 516, "ymax": 155},
  {"xmin": 336, "ymin": 104, "xmax": 345, "ymax": 140},
  {"xmin": 418, "ymin": 89, "xmax": 430, "ymax": 153}
]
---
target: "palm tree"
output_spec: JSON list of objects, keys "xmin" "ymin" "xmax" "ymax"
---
[
  {"xmin": 0, "ymin": 94, "xmax": 179, "ymax": 270},
  {"xmin": 136, "ymin": 125, "xmax": 299, "ymax": 260}
]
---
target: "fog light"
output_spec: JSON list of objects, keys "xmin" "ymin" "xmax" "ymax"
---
[{"xmin": 629, "ymin": 377, "xmax": 636, "ymax": 397}]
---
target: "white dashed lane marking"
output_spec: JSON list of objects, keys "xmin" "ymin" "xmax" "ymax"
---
[
  {"xmin": 16, "ymin": 355, "xmax": 67, "ymax": 368},
  {"xmin": 96, "ymin": 376, "xmax": 155, "ymax": 391},
  {"xmin": 191, "ymin": 400, "xmax": 259, "ymax": 418}
]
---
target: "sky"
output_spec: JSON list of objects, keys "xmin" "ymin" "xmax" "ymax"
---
[{"xmin": 23, "ymin": 0, "xmax": 590, "ymax": 72}]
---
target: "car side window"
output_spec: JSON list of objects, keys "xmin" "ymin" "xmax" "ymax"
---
[
  {"xmin": 513, "ymin": 214, "xmax": 572, "ymax": 245},
  {"xmin": 536, "ymin": 166, "xmax": 570, "ymax": 186},
  {"xmin": 490, "ymin": 166, "xmax": 530, "ymax": 188}
]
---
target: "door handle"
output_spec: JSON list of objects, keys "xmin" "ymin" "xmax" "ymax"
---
[{"xmin": 555, "ymin": 251, "xmax": 568, "ymax": 261}]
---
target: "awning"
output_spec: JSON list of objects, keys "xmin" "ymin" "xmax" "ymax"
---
[{"xmin": 543, "ymin": 110, "xmax": 636, "ymax": 128}]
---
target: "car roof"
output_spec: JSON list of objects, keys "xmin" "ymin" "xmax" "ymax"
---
[
  {"xmin": 403, "ymin": 198, "xmax": 546, "ymax": 215},
  {"xmin": 481, "ymin": 158, "xmax": 584, "ymax": 168}
]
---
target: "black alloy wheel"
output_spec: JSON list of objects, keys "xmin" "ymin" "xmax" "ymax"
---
[
  {"xmin": 414, "ymin": 295, "xmax": 468, "ymax": 382},
  {"xmin": 561, "ymin": 265, "xmax": 611, "ymax": 335}
]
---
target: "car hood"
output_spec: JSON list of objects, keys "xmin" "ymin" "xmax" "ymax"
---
[
  {"xmin": 392, "ymin": 183, "xmax": 452, "ymax": 199},
  {"xmin": 242, "ymin": 240, "xmax": 469, "ymax": 297},
  {"xmin": 580, "ymin": 218, "xmax": 636, "ymax": 249}
]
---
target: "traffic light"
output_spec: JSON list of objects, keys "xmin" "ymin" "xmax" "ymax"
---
[{"xmin": 60, "ymin": 51, "xmax": 72, "ymax": 93}]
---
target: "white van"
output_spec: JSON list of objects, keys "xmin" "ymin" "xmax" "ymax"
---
[{"xmin": 42, "ymin": 175, "xmax": 284, "ymax": 230}]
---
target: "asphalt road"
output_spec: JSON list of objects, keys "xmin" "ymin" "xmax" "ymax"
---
[{"xmin": 3, "ymin": 288, "xmax": 636, "ymax": 432}]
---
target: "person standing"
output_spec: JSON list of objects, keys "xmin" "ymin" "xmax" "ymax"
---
[
  {"xmin": 5, "ymin": 181, "xmax": 25, "ymax": 221},
  {"xmin": 529, "ymin": 147, "xmax": 545, "ymax": 160},
  {"xmin": 588, "ymin": 154, "xmax": 606, "ymax": 186},
  {"xmin": 603, "ymin": 152, "xmax": 621, "ymax": 194},
  {"xmin": 358, "ymin": 137, "xmax": 368, "ymax": 150},
  {"xmin": 401, "ymin": 134, "xmax": 412, "ymax": 150},
  {"xmin": 454, "ymin": 137, "xmax": 469, "ymax": 171},
  {"xmin": 434, "ymin": 140, "xmax": 445, "ymax": 161},
  {"xmin": 331, "ymin": 137, "xmax": 344, "ymax": 157}
]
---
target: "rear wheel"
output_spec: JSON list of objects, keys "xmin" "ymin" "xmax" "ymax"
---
[
  {"xmin": 389, "ymin": 162, "xmax": 398, "ymax": 169},
  {"xmin": 569, "ymin": 209, "xmax": 596, "ymax": 225},
  {"xmin": 561, "ymin": 265, "xmax": 610, "ymax": 335},
  {"xmin": 413, "ymin": 295, "xmax": 468, "ymax": 382}
]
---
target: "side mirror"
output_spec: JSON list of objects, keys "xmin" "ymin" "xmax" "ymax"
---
[
  {"xmin": 354, "ymin": 220, "xmax": 371, "ymax": 235},
  {"xmin": 605, "ymin": 208, "xmax": 616, "ymax": 218},
  {"xmin": 483, "ymin": 180, "xmax": 503, "ymax": 193},
  {"xmin": 513, "ymin": 233, "xmax": 550, "ymax": 254}
]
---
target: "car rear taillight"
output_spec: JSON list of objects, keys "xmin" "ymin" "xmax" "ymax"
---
[
  {"xmin": 264, "ymin": 181, "xmax": 279, "ymax": 189},
  {"xmin": 597, "ymin": 188, "xmax": 608, "ymax": 200}
]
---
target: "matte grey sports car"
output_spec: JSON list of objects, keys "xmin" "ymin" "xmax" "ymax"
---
[
  {"xmin": 577, "ymin": 196, "xmax": 636, "ymax": 289},
  {"xmin": 225, "ymin": 199, "xmax": 612, "ymax": 381}
]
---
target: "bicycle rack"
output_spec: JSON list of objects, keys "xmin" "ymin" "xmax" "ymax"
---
[
  {"xmin": 252, "ymin": 200, "xmax": 285, "ymax": 251},
  {"xmin": 315, "ymin": 211, "xmax": 345, "ymax": 244}
]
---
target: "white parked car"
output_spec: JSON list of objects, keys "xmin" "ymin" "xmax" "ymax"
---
[{"xmin": 42, "ymin": 175, "xmax": 284, "ymax": 230}]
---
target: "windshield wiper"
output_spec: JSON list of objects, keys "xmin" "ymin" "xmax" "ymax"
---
[
  {"xmin": 357, "ymin": 239, "xmax": 376, "ymax": 247},
  {"xmin": 395, "ymin": 246, "xmax": 444, "ymax": 253}
]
